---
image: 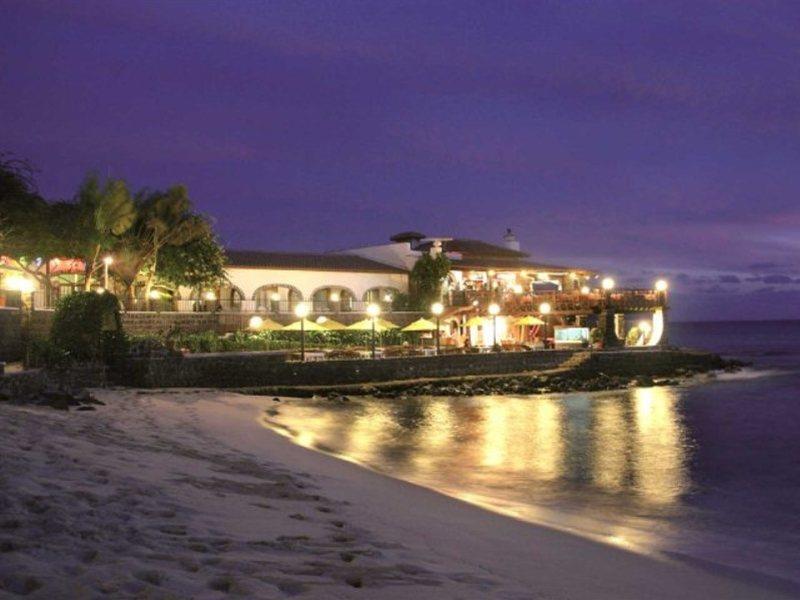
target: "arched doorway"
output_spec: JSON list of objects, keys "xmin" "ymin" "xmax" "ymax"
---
[
  {"xmin": 253, "ymin": 284, "xmax": 302, "ymax": 313},
  {"xmin": 311, "ymin": 287, "xmax": 357, "ymax": 312},
  {"xmin": 363, "ymin": 287, "xmax": 400, "ymax": 311}
]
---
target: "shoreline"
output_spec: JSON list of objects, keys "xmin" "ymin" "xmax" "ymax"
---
[{"xmin": 1, "ymin": 389, "xmax": 793, "ymax": 598}]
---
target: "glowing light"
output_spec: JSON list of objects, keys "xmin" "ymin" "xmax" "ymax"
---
[
  {"xmin": 471, "ymin": 299, "xmax": 479, "ymax": 307},
  {"xmin": 316, "ymin": 316, "xmax": 328, "ymax": 324},
  {"xmin": 329, "ymin": 291, "xmax": 340, "ymax": 302},
  {"xmin": 148, "ymin": 290, "xmax": 161, "ymax": 300},
  {"xmin": 488, "ymin": 303, "xmax": 500, "ymax": 316},
  {"xmin": 601, "ymin": 277, "xmax": 615, "ymax": 291},
  {"xmin": 95, "ymin": 287, "xmax": 106, "ymax": 295},
  {"xmin": 294, "ymin": 302, "xmax": 310, "ymax": 318},
  {"xmin": 203, "ymin": 291, "xmax": 216, "ymax": 301},
  {"xmin": 655, "ymin": 279, "xmax": 668, "ymax": 292},
  {"xmin": 539, "ymin": 302, "xmax": 552, "ymax": 315},
  {"xmin": 366, "ymin": 303, "xmax": 381, "ymax": 318},
  {"xmin": 270, "ymin": 292, "xmax": 281, "ymax": 302},
  {"xmin": 638, "ymin": 320, "xmax": 652, "ymax": 334},
  {"xmin": 580, "ymin": 285, "xmax": 591, "ymax": 295},
  {"xmin": 512, "ymin": 283, "xmax": 523, "ymax": 294},
  {"xmin": 248, "ymin": 315, "xmax": 264, "ymax": 330},
  {"xmin": 383, "ymin": 293, "xmax": 393, "ymax": 302},
  {"xmin": 536, "ymin": 272, "xmax": 550, "ymax": 281},
  {"xmin": 3, "ymin": 276, "xmax": 34, "ymax": 293},
  {"xmin": 431, "ymin": 302, "xmax": 444, "ymax": 316},
  {"xmin": 102, "ymin": 255, "xmax": 114, "ymax": 266}
]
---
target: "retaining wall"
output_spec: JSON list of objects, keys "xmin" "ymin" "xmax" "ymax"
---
[
  {"xmin": 119, "ymin": 347, "xmax": 727, "ymax": 389},
  {"xmin": 0, "ymin": 309, "xmax": 23, "ymax": 361}
]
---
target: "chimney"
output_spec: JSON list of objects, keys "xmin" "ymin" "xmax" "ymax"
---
[{"xmin": 502, "ymin": 228, "xmax": 520, "ymax": 252}]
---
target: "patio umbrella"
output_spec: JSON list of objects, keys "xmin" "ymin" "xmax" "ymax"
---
[
  {"xmin": 401, "ymin": 318, "xmax": 442, "ymax": 332},
  {"xmin": 347, "ymin": 317, "xmax": 398, "ymax": 332},
  {"xmin": 250, "ymin": 316, "xmax": 284, "ymax": 331},
  {"xmin": 514, "ymin": 315, "xmax": 545, "ymax": 326},
  {"xmin": 283, "ymin": 318, "xmax": 327, "ymax": 332},
  {"xmin": 316, "ymin": 316, "xmax": 347, "ymax": 330}
]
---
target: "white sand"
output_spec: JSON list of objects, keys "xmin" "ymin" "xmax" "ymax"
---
[{"xmin": 0, "ymin": 389, "xmax": 793, "ymax": 599}]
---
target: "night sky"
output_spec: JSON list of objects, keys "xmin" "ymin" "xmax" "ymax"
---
[{"xmin": 2, "ymin": 1, "xmax": 799, "ymax": 321}]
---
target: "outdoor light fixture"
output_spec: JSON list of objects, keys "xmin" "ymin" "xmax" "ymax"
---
[
  {"xmin": 366, "ymin": 303, "xmax": 381, "ymax": 359},
  {"xmin": 248, "ymin": 315, "xmax": 263, "ymax": 330},
  {"xmin": 316, "ymin": 316, "xmax": 328, "ymax": 324},
  {"xmin": 512, "ymin": 284, "xmax": 523, "ymax": 294},
  {"xmin": 148, "ymin": 290, "xmax": 161, "ymax": 300},
  {"xmin": 488, "ymin": 303, "xmax": 500, "ymax": 349},
  {"xmin": 472, "ymin": 299, "xmax": 479, "ymax": 307},
  {"xmin": 294, "ymin": 303, "xmax": 310, "ymax": 361},
  {"xmin": 539, "ymin": 302, "xmax": 552, "ymax": 315},
  {"xmin": 270, "ymin": 291, "xmax": 281, "ymax": 302},
  {"xmin": 95, "ymin": 287, "xmax": 106, "ymax": 295},
  {"xmin": 655, "ymin": 279, "xmax": 668, "ymax": 292},
  {"xmin": 204, "ymin": 291, "xmax": 217, "ymax": 301},
  {"xmin": 102, "ymin": 255, "xmax": 113, "ymax": 290},
  {"xmin": 431, "ymin": 301, "xmax": 444, "ymax": 355},
  {"xmin": 4, "ymin": 275, "xmax": 34, "ymax": 294},
  {"xmin": 383, "ymin": 293, "xmax": 393, "ymax": 302},
  {"xmin": 580, "ymin": 286, "xmax": 591, "ymax": 295},
  {"xmin": 601, "ymin": 277, "xmax": 615, "ymax": 291},
  {"xmin": 329, "ymin": 291, "xmax": 340, "ymax": 302},
  {"xmin": 639, "ymin": 320, "xmax": 652, "ymax": 334}
]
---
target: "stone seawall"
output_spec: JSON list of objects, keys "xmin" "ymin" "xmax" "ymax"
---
[
  {"xmin": 119, "ymin": 348, "xmax": 727, "ymax": 389},
  {"xmin": 0, "ymin": 309, "xmax": 23, "ymax": 361}
]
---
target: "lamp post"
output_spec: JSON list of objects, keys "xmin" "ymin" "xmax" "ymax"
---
[
  {"xmin": 431, "ymin": 301, "xmax": 444, "ymax": 355},
  {"xmin": 600, "ymin": 277, "xmax": 616, "ymax": 347},
  {"xmin": 366, "ymin": 303, "xmax": 381, "ymax": 359},
  {"xmin": 102, "ymin": 255, "xmax": 113, "ymax": 290},
  {"xmin": 655, "ymin": 279, "xmax": 668, "ymax": 305},
  {"xmin": 488, "ymin": 302, "xmax": 500, "ymax": 349},
  {"xmin": 295, "ymin": 302, "xmax": 309, "ymax": 361},
  {"xmin": 539, "ymin": 301, "xmax": 552, "ymax": 348}
]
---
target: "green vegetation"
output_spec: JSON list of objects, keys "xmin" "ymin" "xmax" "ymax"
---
[
  {"xmin": 0, "ymin": 154, "xmax": 225, "ymax": 302},
  {"xmin": 409, "ymin": 253, "xmax": 451, "ymax": 310},
  {"xmin": 50, "ymin": 291, "xmax": 124, "ymax": 362}
]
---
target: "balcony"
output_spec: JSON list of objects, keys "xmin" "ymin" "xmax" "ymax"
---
[{"xmin": 447, "ymin": 288, "xmax": 665, "ymax": 314}]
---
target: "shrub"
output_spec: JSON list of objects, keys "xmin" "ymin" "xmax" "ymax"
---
[{"xmin": 50, "ymin": 292, "xmax": 123, "ymax": 363}]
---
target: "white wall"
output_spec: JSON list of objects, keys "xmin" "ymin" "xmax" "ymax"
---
[
  {"xmin": 226, "ymin": 267, "xmax": 408, "ymax": 301},
  {"xmin": 337, "ymin": 243, "xmax": 421, "ymax": 271}
]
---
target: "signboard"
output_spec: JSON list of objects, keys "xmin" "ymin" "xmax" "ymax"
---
[{"xmin": 554, "ymin": 327, "xmax": 589, "ymax": 343}]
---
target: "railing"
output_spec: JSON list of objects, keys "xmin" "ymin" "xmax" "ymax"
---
[{"xmin": 448, "ymin": 289, "xmax": 665, "ymax": 313}]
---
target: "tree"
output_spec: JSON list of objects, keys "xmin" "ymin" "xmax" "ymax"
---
[
  {"xmin": 157, "ymin": 230, "xmax": 227, "ymax": 292},
  {"xmin": 113, "ymin": 185, "xmax": 210, "ymax": 300},
  {"xmin": 409, "ymin": 253, "xmax": 451, "ymax": 310},
  {"xmin": 73, "ymin": 174, "xmax": 137, "ymax": 290}
]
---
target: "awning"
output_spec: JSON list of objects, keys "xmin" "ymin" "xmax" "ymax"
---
[
  {"xmin": 315, "ymin": 316, "xmax": 347, "ymax": 330},
  {"xmin": 283, "ymin": 319, "xmax": 327, "ymax": 332},
  {"xmin": 513, "ymin": 315, "xmax": 545, "ymax": 326},
  {"xmin": 347, "ymin": 317, "xmax": 398, "ymax": 332},
  {"xmin": 401, "ymin": 318, "xmax": 443, "ymax": 332}
]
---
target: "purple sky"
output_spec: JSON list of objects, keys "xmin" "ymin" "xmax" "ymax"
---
[{"xmin": 2, "ymin": 1, "xmax": 800, "ymax": 320}]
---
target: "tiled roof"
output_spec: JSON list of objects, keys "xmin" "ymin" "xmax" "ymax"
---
[
  {"xmin": 416, "ymin": 238, "xmax": 528, "ymax": 258},
  {"xmin": 226, "ymin": 250, "xmax": 407, "ymax": 274},
  {"xmin": 451, "ymin": 256, "xmax": 595, "ymax": 274}
]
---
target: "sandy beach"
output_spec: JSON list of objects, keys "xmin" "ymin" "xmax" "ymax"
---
[{"xmin": 0, "ymin": 389, "xmax": 794, "ymax": 599}]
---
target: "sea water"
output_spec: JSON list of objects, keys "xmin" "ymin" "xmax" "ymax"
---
[{"xmin": 264, "ymin": 321, "xmax": 800, "ymax": 591}]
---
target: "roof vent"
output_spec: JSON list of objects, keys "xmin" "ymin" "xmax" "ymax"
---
[
  {"xmin": 390, "ymin": 231, "xmax": 426, "ymax": 249},
  {"xmin": 502, "ymin": 228, "xmax": 520, "ymax": 252}
]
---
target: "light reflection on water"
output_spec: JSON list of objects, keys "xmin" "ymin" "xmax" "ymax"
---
[{"xmin": 264, "ymin": 387, "xmax": 693, "ymax": 552}]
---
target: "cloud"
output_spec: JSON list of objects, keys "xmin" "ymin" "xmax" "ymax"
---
[{"xmin": 718, "ymin": 274, "xmax": 741, "ymax": 284}]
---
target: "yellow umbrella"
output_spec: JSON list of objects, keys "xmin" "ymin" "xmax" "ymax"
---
[
  {"xmin": 347, "ymin": 317, "xmax": 398, "ymax": 332},
  {"xmin": 401, "ymin": 317, "xmax": 442, "ymax": 332},
  {"xmin": 514, "ymin": 315, "xmax": 545, "ymax": 326},
  {"xmin": 465, "ymin": 315, "xmax": 486, "ymax": 327},
  {"xmin": 283, "ymin": 318, "xmax": 327, "ymax": 332},
  {"xmin": 248, "ymin": 316, "xmax": 284, "ymax": 331},
  {"xmin": 316, "ymin": 316, "xmax": 347, "ymax": 330}
]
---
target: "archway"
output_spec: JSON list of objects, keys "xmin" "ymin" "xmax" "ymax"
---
[{"xmin": 253, "ymin": 284, "xmax": 302, "ymax": 313}]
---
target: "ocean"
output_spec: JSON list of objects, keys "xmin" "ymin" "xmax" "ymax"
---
[{"xmin": 263, "ymin": 320, "xmax": 800, "ymax": 592}]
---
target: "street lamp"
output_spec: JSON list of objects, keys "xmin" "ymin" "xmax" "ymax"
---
[
  {"xmin": 248, "ymin": 315, "xmax": 263, "ymax": 331},
  {"xmin": 580, "ymin": 285, "xmax": 590, "ymax": 295},
  {"xmin": 488, "ymin": 302, "xmax": 500, "ymax": 349},
  {"xmin": 431, "ymin": 301, "xmax": 444, "ymax": 355},
  {"xmin": 655, "ymin": 279, "xmax": 668, "ymax": 306},
  {"xmin": 539, "ymin": 302, "xmax": 551, "ymax": 347},
  {"xmin": 601, "ymin": 277, "xmax": 615, "ymax": 291},
  {"xmin": 102, "ymin": 255, "xmax": 113, "ymax": 290},
  {"xmin": 366, "ymin": 303, "xmax": 381, "ymax": 359},
  {"xmin": 295, "ymin": 302, "xmax": 310, "ymax": 361}
]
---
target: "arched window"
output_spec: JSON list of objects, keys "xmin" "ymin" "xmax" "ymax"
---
[
  {"xmin": 253, "ymin": 285, "xmax": 302, "ymax": 313},
  {"xmin": 363, "ymin": 287, "xmax": 400, "ymax": 310},
  {"xmin": 190, "ymin": 285, "xmax": 244, "ymax": 311},
  {"xmin": 311, "ymin": 287, "xmax": 357, "ymax": 312}
]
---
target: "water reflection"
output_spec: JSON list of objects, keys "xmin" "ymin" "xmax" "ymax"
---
[{"xmin": 266, "ymin": 386, "xmax": 689, "ymax": 514}]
